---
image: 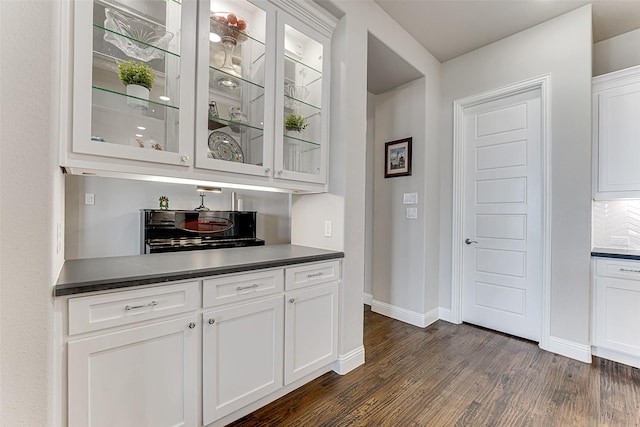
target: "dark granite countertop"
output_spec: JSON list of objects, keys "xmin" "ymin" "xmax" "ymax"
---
[
  {"xmin": 591, "ymin": 247, "xmax": 640, "ymax": 261},
  {"xmin": 55, "ymin": 244, "xmax": 344, "ymax": 296}
]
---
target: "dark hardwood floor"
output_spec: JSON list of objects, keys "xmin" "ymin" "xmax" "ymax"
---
[{"xmin": 229, "ymin": 305, "xmax": 640, "ymax": 426}]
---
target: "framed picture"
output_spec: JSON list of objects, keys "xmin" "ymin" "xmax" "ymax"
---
[{"xmin": 384, "ymin": 137, "xmax": 412, "ymax": 178}]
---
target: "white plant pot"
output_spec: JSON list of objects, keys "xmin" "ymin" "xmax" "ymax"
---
[{"xmin": 126, "ymin": 84, "xmax": 149, "ymax": 110}]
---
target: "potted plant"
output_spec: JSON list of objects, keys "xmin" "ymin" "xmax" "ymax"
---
[
  {"xmin": 117, "ymin": 60, "xmax": 155, "ymax": 109},
  {"xmin": 284, "ymin": 114, "xmax": 308, "ymax": 134}
]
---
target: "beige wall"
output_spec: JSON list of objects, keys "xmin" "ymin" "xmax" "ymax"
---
[{"xmin": 594, "ymin": 28, "xmax": 640, "ymax": 76}]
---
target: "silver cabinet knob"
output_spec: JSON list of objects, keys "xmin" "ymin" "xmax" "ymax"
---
[
  {"xmin": 277, "ymin": 170, "xmax": 283, "ymax": 175},
  {"xmin": 289, "ymin": 298, "xmax": 295, "ymax": 303},
  {"xmin": 188, "ymin": 322, "xmax": 196, "ymax": 329},
  {"xmin": 180, "ymin": 155, "xmax": 190, "ymax": 163},
  {"xmin": 208, "ymin": 318, "xmax": 215, "ymax": 325},
  {"xmin": 265, "ymin": 167, "xmax": 271, "ymax": 173}
]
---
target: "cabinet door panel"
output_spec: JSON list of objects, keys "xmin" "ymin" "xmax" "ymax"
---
[
  {"xmin": 274, "ymin": 12, "xmax": 330, "ymax": 184},
  {"xmin": 285, "ymin": 282, "xmax": 338, "ymax": 384},
  {"xmin": 72, "ymin": 0, "xmax": 196, "ymax": 166},
  {"xmin": 195, "ymin": 0, "xmax": 277, "ymax": 177},
  {"xmin": 203, "ymin": 295, "xmax": 283, "ymax": 424},
  {"xmin": 68, "ymin": 316, "xmax": 198, "ymax": 427},
  {"xmin": 595, "ymin": 276, "xmax": 640, "ymax": 355}
]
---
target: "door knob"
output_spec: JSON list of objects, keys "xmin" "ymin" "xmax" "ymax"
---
[{"xmin": 465, "ymin": 238, "xmax": 478, "ymax": 245}]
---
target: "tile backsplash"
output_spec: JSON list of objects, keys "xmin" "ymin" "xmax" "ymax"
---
[{"xmin": 593, "ymin": 200, "xmax": 640, "ymax": 249}]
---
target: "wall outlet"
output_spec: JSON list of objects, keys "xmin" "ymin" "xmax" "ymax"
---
[
  {"xmin": 85, "ymin": 193, "xmax": 95, "ymax": 205},
  {"xmin": 610, "ymin": 236, "xmax": 630, "ymax": 247},
  {"xmin": 324, "ymin": 220, "xmax": 332, "ymax": 237},
  {"xmin": 403, "ymin": 193, "xmax": 418, "ymax": 205}
]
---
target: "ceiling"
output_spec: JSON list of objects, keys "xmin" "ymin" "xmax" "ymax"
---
[{"xmin": 336, "ymin": 0, "xmax": 640, "ymax": 94}]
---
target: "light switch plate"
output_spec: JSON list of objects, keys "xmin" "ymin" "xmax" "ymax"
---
[
  {"xmin": 403, "ymin": 193, "xmax": 418, "ymax": 205},
  {"xmin": 406, "ymin": 207, "xmax": 418, "ymax": 219},
  {"xmin": 85, "ymin": 193, "xmax": 95, "ymax": 205},
  {"xmin": 324, "ymin": 220, "xmax": 332, "ymax": 237}
]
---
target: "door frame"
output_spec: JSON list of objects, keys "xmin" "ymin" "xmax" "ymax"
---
[{"xmin": 451, "ymin": 74, "xmax": 551, "ymax": 350}]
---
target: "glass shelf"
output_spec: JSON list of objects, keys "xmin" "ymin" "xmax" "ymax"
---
[
  {"xmin": 90, "ymin": 86, "xmax": 180, "ymax": 153},
  {"xmin": 94, "ymin": 23, "xmax": 180, "ymax": 59},
  {"xmin": 284, "ymin": 54, "xmax": 321, "ymax": 75},
  {"xmin": 283, "ymin": 133, "xmax": 320, "ymax": 148},
  {"xmin": 208, "ymin": 116, "xmax": 263, "ymax": 133},
  {"xmin": 93, "ymin": 85, "xmax": 179, "ymax": 110},
  {"xmin": 208, "ymin": 66, "xmax": 264, "ymax": 91}
]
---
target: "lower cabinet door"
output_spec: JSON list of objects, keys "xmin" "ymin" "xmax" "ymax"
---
[
  {"xmin": 202, "ymin": 296, "xmax": 284, "ymax": 425},
  {"xmin": 284, "ymin": 281, "xmax": 338, "ymax": 385},
  {"xmin": 67, "ymin": 315, "xmax": 198, "ymax": 427},
  {"xmin": 595, "ymin": 276, "xmax": 640, "ymax": 355}
]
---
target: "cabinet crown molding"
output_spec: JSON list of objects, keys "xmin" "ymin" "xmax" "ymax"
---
[{"xmin": 271, "ymin": 0, "xmax": 337, "ymax": 37}]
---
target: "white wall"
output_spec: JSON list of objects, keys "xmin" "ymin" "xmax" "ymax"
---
[
  {"xmin": 371, "ymin": 79, "xmax": 426, "ymax": 314},
  {"xmin": 0, "ymin": 1, "xmax": 65, "ymax": 424},
  {"xmin": 65, "ymin": 175, "xmax": 291, "ymax": 259},
  {"xmin": 440, "ymin": 6, "xmax": 593, "ymax": 346},
  {"xmin": 364, "ymin": 92, "xmax": 375, "ymax": 299},
  {"xmin": 594, "ymin": 28, "xmax": 640, "ymax": 76}
]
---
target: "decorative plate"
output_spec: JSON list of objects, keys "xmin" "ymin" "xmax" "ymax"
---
[{"xmin": 208, "ymin": 131, "xmax": 244, "ymax": 163}]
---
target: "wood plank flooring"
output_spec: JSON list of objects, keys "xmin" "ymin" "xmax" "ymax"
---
[{"xmin": 228, "ymin": 306, "xmax": 640, "ymax": 426}]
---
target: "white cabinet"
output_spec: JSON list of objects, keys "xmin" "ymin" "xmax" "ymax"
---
[
  {"xmin": 67, "ymin": 282, "xmax": 199, "ymax": 427},
  {"xmin": 195, "ymin": 0, "xmax": 331, "ymax": 187},
  {"xmin": 593, "ymin": 65, "xmax": 640, "ymax": 198},
  {"xmin": 202, "ymin": 295, "xmax": 284, "ymax": 424},
  {"xmin": 62, "ymin": 0, "xmax": 335, "ymax": 192},
  {"xmin": 284, "ymin": 262, "xmax": 339, "ymax": 385},
  {"xmin": 66, "ymin": 0, "xmax": 197, "ymax": 167},
  {"xmin": 592, "ymin": 258, "xmax": 640, "ymax": 368}
]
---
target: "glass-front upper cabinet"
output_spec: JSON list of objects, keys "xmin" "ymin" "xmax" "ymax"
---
[
  {"xmin": 195, "ymin": 0, "xmax": 275, "ymax": 177},
  {"xmin": 274, "ymin": 12, "xmax": 330, "ymax": 184},
  {"xmin": 72, "ymin": 0, "xmax": 196, "ymax": 166}
]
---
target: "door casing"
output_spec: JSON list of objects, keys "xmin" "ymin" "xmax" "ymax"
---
[{"xmin": 451, "ymin": 74, "xmax": 552, "ymax": 352}]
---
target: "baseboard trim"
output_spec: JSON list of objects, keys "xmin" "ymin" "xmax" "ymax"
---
[
  {"xmin": 363, "ymin": 293, "xmax": 373, "ymax": 306},
  {"xmin": 438, "ymin": 307, "xmax": 455, "ymax": 323},
  {"xmin": 332, "ymin": 345, "xmax": 365, "ymax": 375},
  {"xmin": 371, "ymin": 300, "xmax": 439, "ymax": 328},
  {"xmin": 592, "ymin": 346, "xmax": 640, "ymax": 369},
  {"xmin": 543, "ymin": 336, "xmax": 592, "ymax": 363}
]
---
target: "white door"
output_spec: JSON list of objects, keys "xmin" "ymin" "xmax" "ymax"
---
[{"xmin": 462, "ymin": 88, "xmax": 542, "ymax": 341}]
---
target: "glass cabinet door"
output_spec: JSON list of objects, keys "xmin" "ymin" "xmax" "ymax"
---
[
  {"xmin": 195, "ymin": 0, "xmax": 274, "ymax": 176},
  {"xmin": 72, "ymin": 0, "xmax": 196, "ymax": 166},
  {"xmin": 275, "ymin": 13, "xmax": 329, "ymax": 184}
]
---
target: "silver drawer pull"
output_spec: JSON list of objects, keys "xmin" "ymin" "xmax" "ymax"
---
[
  {"xmin": 308, "ymin": 272, "xmax": 324, "ymax": 279},
  {"xmin": 125, "ymin": 300, "xmax": 158, "ymax": 311},
  {"xmin": 237, "ymin": 284, "xmax": 259, "ymax": 291},
  {"xmin": 619, "ymin": 268, "xmax": 640, "ymax": 273}
]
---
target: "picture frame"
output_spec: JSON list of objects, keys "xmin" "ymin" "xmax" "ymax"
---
[{"xmin": 384, "ymin": 137, "xmax": 412, "ymax": 178}]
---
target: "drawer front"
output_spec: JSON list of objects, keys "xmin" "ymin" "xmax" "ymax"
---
[
  {"xmin": 285, "ymin": 260, "xmax": 341, "ymax": 291},
  {"xmin": 68, "ymin": 281, "xmax": 200, "ymax": 335},
  {"xmin": 596, "ymin": 258, "xmax": 640, "ymax": 281},
  {"xmin": 203, "ymin": 268, "xmax": 284, "ymax": 308}
]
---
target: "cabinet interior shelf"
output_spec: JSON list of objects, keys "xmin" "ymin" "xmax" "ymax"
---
[
  {"xmin": 284, "ymin": 54, "xmax": 321, "ymax": 75},
  {"xmin": 284, "ymin": 95, "xmax": 321, "ymax": 111},
  {"xmin": 93, "ymin": 23, "xmax": 180, "ymax": 59},
  {"xmin": 93, "ymin": 85, "xmax": 179, "ymax": 110},
  {"xmin": 284, "ymin": 133, "xmax": 320, "ymax": 148},
  {"xmin": 208, "ymin": 116, "xmax": 263, "ymax": 133},
  {"xmin": 209, "ymin": 66, "xmax": 264, "ymax": 89}
]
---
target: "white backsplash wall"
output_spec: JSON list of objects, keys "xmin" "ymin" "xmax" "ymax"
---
[
  {"xmin": 592, "ymin": 200, "xmax": 640, "ymax": 249},
  {"xmin": 65, "ymin": 175, "xmax": 291, "ymax": 259}
]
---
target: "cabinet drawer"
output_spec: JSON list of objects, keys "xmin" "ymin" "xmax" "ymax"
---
[
  {"xmin": 203, "ymin": 268, "xmax": 284, "ymax": 308},
  {"xmin": 285, "ymin": 260, "xmax": 341, "ymax": 291},
  {"xmin": 596, "ymin": 258, "xmax": 640, "ymax": 281},
  {"xmin": 68, "ymin": 281, "xmax": 200, "ymax": 335}
]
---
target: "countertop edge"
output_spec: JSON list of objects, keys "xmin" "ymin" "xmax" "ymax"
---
[
  {"xmin": 54, "ymin": 249, "xmax": 344, "ymax": 297},
  {"xmin": 591, "ymin": 251, "xmax": 640, "ymax": 261}
]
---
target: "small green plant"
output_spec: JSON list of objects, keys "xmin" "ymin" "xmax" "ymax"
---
[
  {"xmin": 117, "ymin": 60, "xmax": 155, "ymax": 90},
  {"xmin": 284, "ymin": 114, "xmax": 308, "ymax": 132}
]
